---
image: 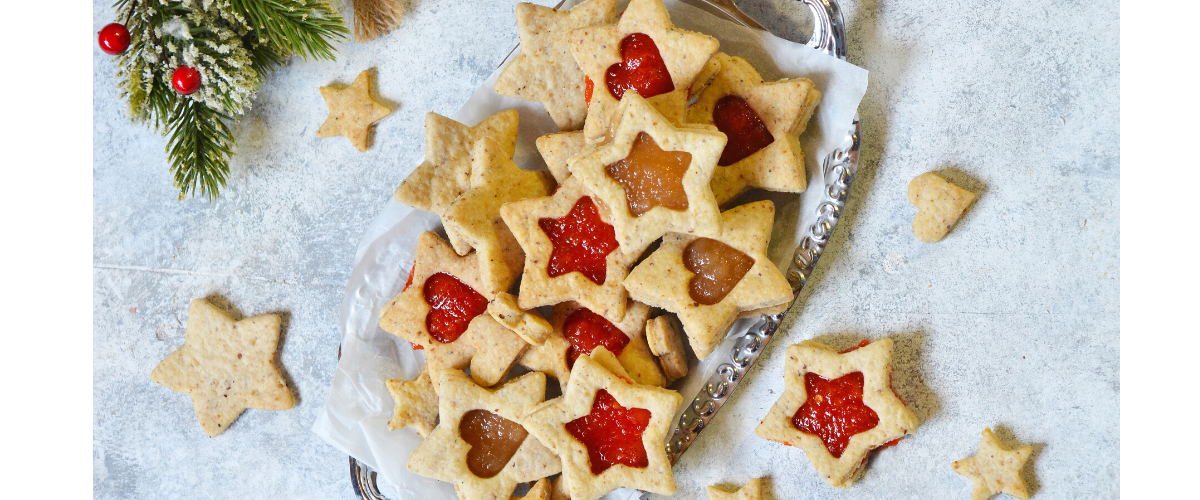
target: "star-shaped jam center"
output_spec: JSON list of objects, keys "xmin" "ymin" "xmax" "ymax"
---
[
  {"xmin": 539, "ymin": 196, "xmax": 619, "ymax": 285},
  {"xmin": 562, "ymin": 307, "xmax": 630, "ymax": 367},
  {"xmin": 790, "ymin": 371, "xmax": 880, "ymax": 458},
  {"xmin": 423, "ymin": 272, "xmax": 489, "ymax": 343},
  {"xmin": 605, "ymin": 132, "xmax": 691, "ymax": 217},
  {"xmin": 565, "ymin": 389, "xmax": 652, "ymax": 475}
]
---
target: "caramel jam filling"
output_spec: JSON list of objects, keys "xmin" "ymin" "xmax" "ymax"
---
[
  {"xmin": 459, "ymin": 409, "xmax": 529, "ymax": 478},
  {"xmin": 605, "ymin": 132, "xmax": 691, "ymax": 217},
  {"xmin": 682, "ymin": 237, "xmax": 755, "ymax": 305}
]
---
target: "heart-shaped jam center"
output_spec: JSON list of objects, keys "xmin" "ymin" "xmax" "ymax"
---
[
  {"xmin": 712, "ymin": 95, "xmax": 775, "ymax": 166},
  {"xmin": 565, "ymin": 389, "xmax": 652, "ymax": 475},
  {"xmin": 539, "ymin": 196, "xmax": 619, "ymax": 285},
  {"xmin": 605, "ymin": 33, "xmax": 675, "ymax": 100},
  {"xmin": 459, "ymin": 409, "xmax": 529, "ymax": 478},
  {"xmin": 605, "ymin": 132, "xmax": 691, "ymax": 217},
  {"xmin": 423, "ymin": 272, "xmax": 488, "ymax": 343},
  {"xmin": 791, "ymin": 371, "xmax": 880, "ymax": 458},
  {"xmin": 682, "ymin": 237, "xmax": 755, "ymax": 305},
  {"xmin": 562, "ymin": 307, "xmax": 631, "ymax": 367}
]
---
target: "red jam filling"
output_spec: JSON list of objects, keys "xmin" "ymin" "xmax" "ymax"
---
[
  {"xmin": 605, "ymin": 132, "xmax": 691, "ymax": 217},
  {"xmin": 562, "ymin": 307, "xmax": 630, "ymax": 367},
  {"xmin": 422, "ymin": 272, "xmax": 488, "ymax": 343},
  {"xmin": 682, "ymin": 237, "xmax": 755, "ymax": 305},
  {"xmin": 791, "ymin": 371, "xmax": 879, "ymax": 458},
  {"xmin": 539, "ymin": 197, "xmax": 620, "ymax": 285},
  {"xmin": 459, "ymin": 409, "xmax": 529, "ymax": 479},
  {"xmin": 712, "ymin": 95, "xmax": 774, "ymax": 166},
  {"xmin": 585, "ymin": 75, "xmax": 594, "ymax": 105},
  {"xmin": 403, "ymin": 264, "xmax": 416, "ymax": 291},
  {"xmin": 565, "ymin": 389, "xmax": 652, "ymax": 474},
  {"xmin": 605, "ymin": 33, "xmax": 675, "ymax": 100}
]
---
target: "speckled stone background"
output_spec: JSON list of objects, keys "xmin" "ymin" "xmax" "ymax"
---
[{"xmin": 92, "ymin": 0, "xmax": 1118, "ymax": 499}]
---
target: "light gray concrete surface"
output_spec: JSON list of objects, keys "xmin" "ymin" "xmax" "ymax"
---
[{"xmin": 93, "ymin": 0, "xmax": 1118, "ymax": 499}]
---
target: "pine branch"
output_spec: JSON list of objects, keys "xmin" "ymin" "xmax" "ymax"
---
[
  {"xmin": 231, "ymin": 0, "xmax": 348, "ymax": 61},
  {"xmin": 167, "ymin": 98, "xmax": 234, "ymax": 200}
]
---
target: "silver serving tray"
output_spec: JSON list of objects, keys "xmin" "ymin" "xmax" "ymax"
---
[{"xmin": 350, "ymin": 0, "xmax": 860, "ymax": 496}]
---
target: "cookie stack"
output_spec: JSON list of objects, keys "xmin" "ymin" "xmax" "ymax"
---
[{"xmin": 375, "ymin": 1, "xmax": 905, "ymax": 499}]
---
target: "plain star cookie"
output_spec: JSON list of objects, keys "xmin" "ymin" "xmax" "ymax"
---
[
  {"xmin": 408, "ymin": 369, "xmax": 561, "ymax": 500},
  {"xmin": 522, "ymin": 353, "xmax": 682, "ymax": 500},
  {"xmin": 755, "ymin": 338, "xmax": 920, "ymax": 488},
  {"xmin": 386, "ymin": 365, "xmax": 439, "ymax": 437},
  {"xmin": 568, "ymin": 0, "xmax": 718, "ymax": 142},
  {"xmin": 500, "ymin": 176, "xmax": 641, "ymax": 323},
  {"xmin": 567, "ymin": 92, "xmax": 726, "ymax": 253},
  {"xmin": 394, "ymin": 109, "xmax": 520, "ymax": 215},
  {"xmin": 442, "ymin": 138, "xmax": 556, "ymax": 296},
  {"xmin": 150, "ymin": 298, "xmax": 294, "ymax": 437},
  {"xmin": 952, "ymin": 428, "xmax": 1034, "ymax": 500},
  {"xmin": 623, "ymin": 200, "xmax": 792, "ymax": 359},
  {"xmin": 317, "ymin": 70, "xmax": 394, "ymax": 152},
  {"xmin": 908, "ymin": 171, "xmax": 977, "ymax": 243},
  {"xmin": 687, "ymin": 53, "xmax": 822, "ymax": 205},
  {"xmin": 378, "ymin": 232, "xmax": 527, "ymax": 386},
  {"xmin": 707, "ymin": 477, "xmax": 764, "ymax": 500},
  {"xmin": 495, "ymin": 0, "xmax": 617, "ymax": 130}
]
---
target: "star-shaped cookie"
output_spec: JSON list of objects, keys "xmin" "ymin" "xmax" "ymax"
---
[
  {"xmin": 317, "ymin": 70, "xmax": 393, "ymax": 152},
  {"xmin": 568, "ymin": 0, "xmax": 719, "ymax": 142},
  {"xmin": 495, "ymin": 0, "xmax": 617, "ymax": 130},
  {"xmin": 623, "ymin": 200, "xmax": 792, "ymax": 359},
  {"xmin": 687, "ymin": 53, "xmax": 822, "ymax": 205},
  {"xmin": 408, "ymin": 369, "xmax": 561, "ymax": 500},
  {"xmin": 567, "ymin": 92, "xmax": 726, "ymax": 253},
  {"xmin": 386, "ymin": 365, "xmax": 439, "ymax": 437},
  {"xmin": 952, "ymin": 428, "xmax": 1034, "ymax": 500},
  {"xmin": 150, "ymin": 298, "xmax": 294, "ymax": 437},
  {"xmin": 500, "ymin": 176, "xmax": 641, "ymax": 323},
  {"xmin": 442, "ymin": 138, "xmax": 556, "ymax": 296},
  {"xmin": 394, "ymin": 109, "xmax": 520, "ymax": 215},
  {"xmin": 523, "ymin": 353, "xmax": 682, "ymax": 500},
  {"xmin": 755, "ymin": 338, "xmax": 920, "ymax": 488},
  {"xmin": 378, "ymin": 232, "xmax": 526, "ymax": 386},
  {"xmin": 707, "ymin": 477, "xmax": 764, "ymax": 500},
  {"xmin": 536, "ymin": 87, "xmax": 691, "ymax": 183}
]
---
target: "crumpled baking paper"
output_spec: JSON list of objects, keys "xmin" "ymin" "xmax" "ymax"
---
[{"xmin": 313, "ymin": 1, "xmax": 867, "ymax": 499}]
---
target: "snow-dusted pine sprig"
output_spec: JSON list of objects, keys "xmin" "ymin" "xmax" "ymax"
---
[{"xmin": 111, "ymin": 0, "xmax": 347, "ymax": 200}]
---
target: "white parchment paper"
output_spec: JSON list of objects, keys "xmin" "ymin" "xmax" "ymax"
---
[{"xmin": 313, "ymin": 1, "xmax": 868, "ymax": 498}]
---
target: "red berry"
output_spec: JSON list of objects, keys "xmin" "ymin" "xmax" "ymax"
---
[
  {"xmin": 98, "ymin": 23, "xmax": 130, "ymax": 55},
  {"xmin": 172, "ymin": 66, "xmax": 201, "ymax": 95}
]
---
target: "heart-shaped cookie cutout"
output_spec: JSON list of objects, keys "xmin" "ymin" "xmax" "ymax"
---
[
  {"xmin": 605, "ymin": 32, "xmax": 675, "ymax": 101},
  {"xmin": 423, "ymin": 272, "xmax": 489, "ymax": 343},
  {"xmin": 459, "ymin": 409, "xmax": 529, "ymax": 479},
  {"xmin": 907, "ymin": 172, "xmax": 977, "ymax": 243},
  {"xmin": 712, "ymin": 95, "xmax": 775, "ymax": 166},
  {"xmin": 683, "ymin": 237, "xmax": 755, "ymax": 305}
]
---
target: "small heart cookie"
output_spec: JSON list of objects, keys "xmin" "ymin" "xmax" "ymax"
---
[{"xmin": 907, "ymin": 172, "xmax": 977, "ymax": 243}]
